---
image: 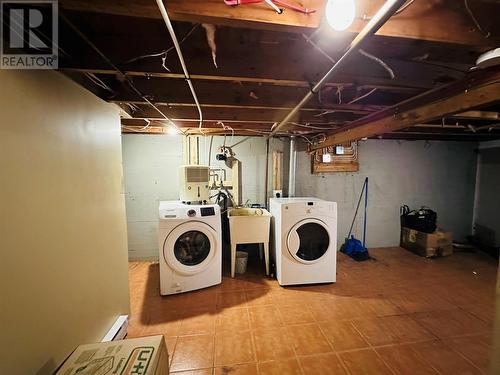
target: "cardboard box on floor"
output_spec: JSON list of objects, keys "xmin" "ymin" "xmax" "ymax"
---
[
  {"xmin": 56, "ymin": 335, "xmax": 168, "ymax": 375},
  {"xmin": 401, "ymin": 227, "xmax": 453, "ymax": 258}
]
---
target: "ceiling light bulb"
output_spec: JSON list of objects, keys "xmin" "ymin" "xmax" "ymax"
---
[
  {"xmin": 325, "ymin": 0, "xmax": 356, "ymax": 31},
  {"xmin": 166, "ymin": 125, "xmax": 179, "ymax": 135}
]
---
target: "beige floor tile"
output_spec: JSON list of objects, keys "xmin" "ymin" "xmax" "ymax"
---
[
  {"xmin": 299, "ymin": 353, "xmax": 348, "ymax": 375},
  {"xmin": 216, "ymin": 291, "xmax": 247, "ymax": 309},
  {"xmin": 445, "ymin": 335, "xmax": 492, "ymax": 371},
  {"xmin": 215, "ymin": 330, "xmax": 255, "ymax": 366},
  {"xmin": 248, "ymin": 305, "xmax": 283, "ymax": 329},
  {"xmin": 252, "ymin": 327, "xmax": 295, "ymax": 362},
  {"xmin": 277, "ymin": 303, "xmax": 315, "ymax": 325},
  {"xmin": 353, "ymin": 315, "xmax": 434, "ymax": 346},
  {"xmin": 287, "ymin": 323, "xmax": 332, "ymax": 356},
  {"xmin": 244, "ymin": 289, "xmax": 276, "ymax": 306},
  {"xmin": 213, "ymin": 364, "xmax": 258, "ymax": 375},
  {"xmin": 216, "ymin": 307, "xmax": 250, "ymax": 332},
  {"xmin": 319, "ymin": 320, "xmax": 370, "ymax": 351},
  {"xmin": 412, "ymin": 309, "xmax": 489, "ymax": 339},
  {"xmin": 410, "ymin": 340, "xmax": 481, "ymax": 375},
  {"xmin": 170, "ymin": 334, "xmax": 214, "ymax": 372},
  {"xmin": 376, "ymin": 344, "xmax": 439, "ymax": 374},
  {"xmin": 258, "ymin": 359, "xmax": 302, "ymax": 375},
  {"xmin": 178, "ymin": 310, "xmax": 216, "ymax": 336},
  {"xmin": 170, "ymin": 370, "xmax": 213, "ymax": 375},
  {"xmin": 339, "ymin": 349, "xmax": 394, "ymax": 375}
]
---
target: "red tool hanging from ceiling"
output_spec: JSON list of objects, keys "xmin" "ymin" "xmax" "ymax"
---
[{"xmin": 223, "ymin": 0, "xmax": 316, "ymax": 15}]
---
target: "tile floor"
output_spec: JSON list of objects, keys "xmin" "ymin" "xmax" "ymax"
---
[{"xmin": 127, "ymin": 247, "xmax": 498, "ymax": 374}]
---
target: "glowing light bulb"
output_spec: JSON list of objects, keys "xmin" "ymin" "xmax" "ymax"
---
[
  {"xmin": 325, "ymin": 0, "xmax": 355, "ymax": 31},
  {"xmin": 166, "ymin": 125, "xmax": 180, "ymax": 135}
]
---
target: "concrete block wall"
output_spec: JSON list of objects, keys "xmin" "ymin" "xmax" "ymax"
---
[
  {"xmin": 473, "ymin": 141, "xmax": 500, "ymax": 247},
  {"xmin": 122, "ymin": 134, "xmax": 284, "ymax": 260},
  {"xmin": 122, "ymin": 135, "xmax": 477, "ymax": 259},
  {"xmin": 295, "ymin": 140, "xmax": 478, "ymax": 248}
]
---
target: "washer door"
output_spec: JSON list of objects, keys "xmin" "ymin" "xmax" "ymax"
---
[
  {"xmin": 163, "ymin": 221, "xmax": 217, "ymax": 275},
  {"xmin": 287, "ymin": 218, "xmax": 331, "ymax": 264}
]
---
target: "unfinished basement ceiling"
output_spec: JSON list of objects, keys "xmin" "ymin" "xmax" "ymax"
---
[{"xmin": 57, "ymin": 0, "xmax": 500, "ymax": 142}]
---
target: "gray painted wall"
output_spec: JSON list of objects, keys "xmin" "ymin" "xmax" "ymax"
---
[
  {"xmin": 122, "ymin": 134, "xmax": 284, "ymax": 260},
  {"xmin": 473, "ymin": 143, "xmax": 500, "ymax": 247},
  {"xmin": 295, "ymin": 140, "xmax": 478, "ymax": 248},
  {"xmin": 122, "ymin": 135, "xmax": 478, "ymax": 259},
  {"xmin": 122, "ymin": 134, "xmax": 183, "ymax": 260}
]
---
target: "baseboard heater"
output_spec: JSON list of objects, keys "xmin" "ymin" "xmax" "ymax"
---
[{"xmin": 101, "ymin": 315, "xmax": 128, "ymax": 342}]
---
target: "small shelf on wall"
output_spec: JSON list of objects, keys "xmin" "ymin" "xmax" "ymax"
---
[{"xmin": 311, "ymin": 142, "xmax": 359, "ymax": 173}]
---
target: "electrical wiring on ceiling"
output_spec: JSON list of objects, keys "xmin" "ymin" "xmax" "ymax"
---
[
  {"xmin": 217, "ymin": 121, "xmax": 235, "ymax": 143},
  {"xmin": 60, "ymin": 13, "xmax": 187, "ymax": 136},
  {"xmin": 358, "ymin": 49, "xmax": 395, "ymax": 79},
  {"xmin": 122, "ymin": 119, "xmax": 152, "ymax": 133},
  {"xmin": 301, "ymin": 30, "xmax": 395, "ymax": 107},
  {"xmin": 464, "ymin": 0, "xmax": 490, "ymax": 38},
  {"xmin": 301, "ymin": 33, "xmax": 336, "ymax": 64},
  {"xmin": 394, "ymin": 0, "xmax": 414, "ymax": 15},
  {"xmin": 348, "ymin": 88, "xmax": 378, "ymax": 104},
  {"xmin": 124, "ymin": 24, "xmax": 200, "ymax": 69},
  {"xmin": 290, "ymin": 122, "xmax": 342, "ymax": 131},
  {"xmin": 156, "ymin": 0, "xmax": 205, "ymax": 135},
  {"xmin": 85, "ymin": 72, "xmax": 114, "ymax": 93}
]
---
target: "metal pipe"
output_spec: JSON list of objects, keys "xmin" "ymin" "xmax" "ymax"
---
[
  {"xmin": 264, "ymin": 138, "xmax": 270, "ymax": 207},
  {"xmin": 60, "ymin": 13, "xmax": 186, "ymax": 136},
  {"xmin": 156, "ymin": 0, "xmax": 204, "ymax": 134},
  {"xmin": 269, "ymin": 0, "xmax": 407, "ymax": 136},
  {"xmin": 288, "ymin": 136, "xmax": 297, "ymax": 197}
]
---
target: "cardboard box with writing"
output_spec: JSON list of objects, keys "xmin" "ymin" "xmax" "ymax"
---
[{"xmin": 56, "ymin": 335, "xmax": 168, "ymax": 375}]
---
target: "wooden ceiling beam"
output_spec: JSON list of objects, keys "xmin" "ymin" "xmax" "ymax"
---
[
  {"xmin": 61, "ymin": 67, "xmax": 422, "ymax": 93},
  {"xmin": 309, "ymin": 67, "xmax": 500, "ymax": 150},
  {"xmin": 453, "ymin": 110, "xmax": 500, "ymax": 120},
  {"xmin": 112, "ymin": 101, "xmax": 381, "ymax": 125},
  {"xmin": 60, "ymin": 0, "xmax": 496, "ymax": 46}
]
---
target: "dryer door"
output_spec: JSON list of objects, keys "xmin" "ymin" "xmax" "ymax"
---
[
  {"xmin": 163, "ymin": 221, "xmax": 217, "ymax": 275},
  {"xmin": 286, "ymin": 218, "xmax": 331, "ymax": 264}
]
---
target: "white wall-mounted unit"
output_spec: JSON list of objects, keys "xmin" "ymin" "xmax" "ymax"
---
[{"xmin": 179, "ymin": 165, "xmax": 210, "ymax": 204}]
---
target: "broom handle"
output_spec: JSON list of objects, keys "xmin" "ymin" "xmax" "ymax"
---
[
  {"xmin": 347, "ymin": 177, "xmax": 368, "ymax": 239},
  {"xmin": 363, "ymin": 177, "xmax": 368, "ymax": 249}
]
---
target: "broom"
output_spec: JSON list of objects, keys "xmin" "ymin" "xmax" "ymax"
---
[{"xmin": 340, "ymin": 177, "xmax": 371, "ymax": 261}]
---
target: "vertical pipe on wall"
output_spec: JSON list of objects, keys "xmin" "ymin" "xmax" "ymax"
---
[
  {"xmin": 264, "ymin": 138, "xmax": 270, "ymax": 207},
  {"xmin": 288, "ymin": 136, "xmax": 296, "ymax": 197}
]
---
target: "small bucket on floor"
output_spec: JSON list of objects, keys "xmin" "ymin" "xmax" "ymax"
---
[{"xmin": 235, "ymin": 251, "xmax": 248, "ymax": 274}]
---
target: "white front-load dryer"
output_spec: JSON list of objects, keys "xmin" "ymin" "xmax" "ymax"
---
[
  {"xmin": 159, "ymin": 201, "xmax": 222, "ymax": 295},
  {"xmin": 270, "ymin": 197, "xmax": 337, "ymax": 286}
]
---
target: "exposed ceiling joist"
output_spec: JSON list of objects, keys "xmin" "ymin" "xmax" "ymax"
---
[
  {"xmin": 309, "ymin": 67, "xmax": 500, "ymax": 150},
  {"xmin": 60, "ymin": 0, "xmax": 497, "ymax": 46},
  {"xmin": 453, "ymin": 110, "xmax": 499, "ymax": 120},
  {"xmin": 62, "ymin": 68, "xmax": 422, "ymax": 93}
]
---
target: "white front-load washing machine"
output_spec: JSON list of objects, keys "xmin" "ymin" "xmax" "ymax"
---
[
  {"xmin": 158, "ymin": 201, "xmax": 222, "ymax": 295},
  {"xmin": 270, "ymin": 197, "xmax": 337, "ymax": 286}
]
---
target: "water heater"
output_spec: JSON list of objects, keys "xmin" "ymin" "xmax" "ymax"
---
[{"xmin": 179, "ymin": 165, "xmax": 210, "ymax": 204}]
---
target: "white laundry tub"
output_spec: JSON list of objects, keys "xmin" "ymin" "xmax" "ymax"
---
[
  {"xmin": 228, "ymin": 208, "xmax": 271, "ymax": 244},
  {"xmin": 228, "ymin": 207, "xmax": 272, "ymax": 277}
]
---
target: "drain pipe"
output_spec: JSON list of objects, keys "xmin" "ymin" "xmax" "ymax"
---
[
  {"xmin": 269, "ymin": 0, "xmax": 407, "ymax": 136},
  {"xmin": 288, "ymin": 136, "xmax": 297, "ymax": 197}
]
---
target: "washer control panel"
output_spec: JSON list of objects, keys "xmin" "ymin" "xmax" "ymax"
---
[{"xmin": 200, "ymin": 207, "xmax": 216, "ymax": 217}]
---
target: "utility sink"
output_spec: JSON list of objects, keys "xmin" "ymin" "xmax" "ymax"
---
[{"xmin": 228, "ymin": 208, "xmax": 271, "ymax": 244}]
